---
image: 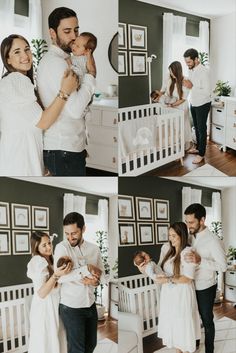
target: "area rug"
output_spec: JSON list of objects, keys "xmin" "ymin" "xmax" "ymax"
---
[
  {"xmin": 185, "ymin": 163, "xmax": 227, "ymax": 176},
  {"xmin": 154, "ymin": 316, "xmax": 236, "ymax": 353},
  {"xmin": 94, "ymin": 338, "xmax": 117, "ymax": 353}
]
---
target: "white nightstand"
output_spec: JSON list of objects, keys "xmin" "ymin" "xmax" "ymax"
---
[{"xmin": 225, "ymin": 269, "xmax": 236, "ymax": 302}]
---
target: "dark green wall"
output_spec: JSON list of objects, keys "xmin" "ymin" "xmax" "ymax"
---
[
  {"xmin": 14, "ymin": 0, "xmax": 29, "ymax": 17},
  {"xmin": 118, "ymin": 177, "xmax": 220, "ymax": 277},
  {"xmin": 119, "ymin": 0, "xmax": 210, "ymax": 108},
  {"xmin": 0, "ymin": 177, "xmax": 107, "ymax": 287}
]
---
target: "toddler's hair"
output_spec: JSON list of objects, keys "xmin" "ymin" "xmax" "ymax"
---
[
  {"xmin": 57, "ymin": 256, "xmax": 73, "ymax": 268},
  {"xmin": 80, "ymin": 32, "xmax": 97, "ymax": 53},
  {"xmin": 133, "ymin": 251, "xmax": 146, "ymax": 266}
]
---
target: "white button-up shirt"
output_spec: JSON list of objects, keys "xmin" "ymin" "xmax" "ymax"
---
[
  {"xmin": 37, "ymin": 45, "xmax": 95, "ymax": 152},
  {"xmin": 54, "ymin": 239, "xmax": 104, "ymax": 308},
  {"xmin": 188, "ymin": 63, "xmax": 211, "ymax": 107}
]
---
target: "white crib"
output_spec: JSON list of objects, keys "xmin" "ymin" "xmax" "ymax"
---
[
  {"xmin": 0, "ymin": 283, "xmax": 34, "ymax": 353},
  {"xmin": 119, "ymin": 274, "xmax": 160, "ymax": 337},
  {"xmin": 118, "ymin": 103, "xmax": 184, "ymax": 176}
]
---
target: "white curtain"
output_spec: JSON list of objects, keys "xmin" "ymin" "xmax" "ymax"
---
[
  {"xmin": 29, "ymin": 0, "xmax": 43, "ymax": 41},
  {"xmin": 98, "ymin": 199, "xmax": 109, "ymax": 232},
  {"xmin": 199, "ymin": 21, "xmax": 209, "ymax": 55},
  {"xmin": 212, "ymin": 192, "xmax": 222, "ymax": 222},
  {"xmin": 182, "ymin": 187, "xmax": 202, "ymax": 220},
  {"xmin": 163, "ymin": 13, "xmax": 186, "ymax": 83},
  {"xmin": 63, "ymin": 193, "xmax": 86, "ymax": 218}
]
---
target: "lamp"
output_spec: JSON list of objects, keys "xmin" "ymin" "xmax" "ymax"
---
[{"xmin": 147, "ymin": 54, "xmax": 157, "ymax": 104}]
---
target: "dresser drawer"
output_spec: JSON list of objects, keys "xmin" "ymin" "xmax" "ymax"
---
[
  {"xmin": 211, "ymin": 107, "xmax": 225, "ymax": 126},
  {"xmin": 226, "ymin": 101, "xmax": 236, "ymax": 117},
  {"xmin": 87, "ymin": 125, "xmax": 118, "ymax": 146},
  {"xmin": 225, "ymin": 284, "xmax": 236, "ymax": 302},
  {"xmin": 102, "ymin": 110, "xmax": 118, "ymax": 127},
  {"xmin": 225, "ymin": 115, "xmax": 236, "ymax": 129},
  {"xmin": 87, "ymin": 144, "xmax": 118, "ymax": 169},
  {"xmin": 90, "ymin": 108, "xmax": 102, "ymax": 125},
  {"xmin": 110, "ymin": 283, "xmax": 118, "ymax": 302},
  {"xmin": 211, "ymin": 124, "xmax": 224, "ymax": 144},
  {"xmin": 225, "ymin": 270, "xmax": 236, "ymax": 286},
  {"xmin": 225, "ymin": 130, "xmax": 236, "ymax": 148}
]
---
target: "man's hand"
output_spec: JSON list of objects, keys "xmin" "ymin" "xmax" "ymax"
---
[
  {"xmin": 81, "ymin": 276, "xmax": 99, "ymax": 286},
  {"xmin": 136, "ymin": 262, "xmax": 147, "ymax": 274},
  {"xmin": 87, "ymin": 264, "xmax": 102, "ymax": 279},
  {"xmin": 183, "ymin": 79, "xmax": 193, "ymax": 89},
  {"xmin": 184, "ymin": 250, "xmax": 201, "ymax": 264},
  {"xmin": 86, "ymin": 50, "xmax": 96, "ymax": 78}
]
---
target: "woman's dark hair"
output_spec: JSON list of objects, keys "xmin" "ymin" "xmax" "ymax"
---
[
  {"xmin": 1, "ymin": 34, "xmax": 34, "ymax": 83},
  {"xmin": 48, "ymin": 7, "xmax": 77, "ymax": 32},
  {"xmin": 63, "ymin": 212, "xmax": 85, "ymax": 230},
  {"xmin": 184, "ymin": 203, "xmax": 206, "ymax": 221},
  {"xmin": 31, "ymin": 231, "xmax": 54, "ymax": 276},
  {"xmin": 168, "ymin": 61, "xmax": 184, "ymax": 100},
  {"xmin": 183, "ymin": 48, "xmax": 199, "ymax": 61},
  {"xmin": 161, "ymin": 222, "xmax": 189, "ymax": 276},
  {"xmin": 80, "ymin": 32, "xmax": 97, "ymax": 53}
]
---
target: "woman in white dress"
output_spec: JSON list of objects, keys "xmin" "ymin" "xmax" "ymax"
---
[
  {"xmin": 27, "ymin": 231, "xmax": 72, "ymax": 353},
  {"xmin": 152, "ymin": 61, "xmax": 192, "ymax": 151},
  {"xmin": 156, "ymin": 222, "xmax": 201, "ymax": 353},
  {"xmin": 0, "ymin": 34, "xmax": 78, "ymax": 176}
]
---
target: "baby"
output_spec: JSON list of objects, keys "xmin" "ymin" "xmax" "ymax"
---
[
  {"xmin": 57, "ymin": 256, "xmax": 101, "ymax": 279},
  {"xmin": 133, "ymin": 251, "xmax": 164, "ymax": 281},
  {"xmin": 150, "ymin": 90, "xmax": 177, "ymax": 106}
]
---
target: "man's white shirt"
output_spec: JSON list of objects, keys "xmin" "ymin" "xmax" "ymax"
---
[
  {"xmin": 54, "ymin": 239, "xmax": 104, "ymax": 308},
  {"xmin": 37, "ymin": 45, "xmax": 95, "ymax": 152},
  {"xmin": 188, "ymin": 63, "xmax": 211, "ymax": 107}
]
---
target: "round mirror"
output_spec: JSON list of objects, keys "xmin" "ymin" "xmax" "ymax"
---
[{"xmin": 108, "ymin": 32, "xmax": 118, "ymax": 73}]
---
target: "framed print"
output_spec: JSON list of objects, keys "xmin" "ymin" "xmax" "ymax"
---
[
  {"xmin": 119, "ymin": 222, "xmax": 137, "ymax": 246},
  {"xmin": 154, "ymin": 199, "xmax": 169, "ymax": 222},
  {"xmin": 32, "ymin": 206, "xmax": 49, "ymax": 229},
  {"xmin": 118, "ymin": 23, "xmax": 127, "ymax": 49},
  {"xmin": 12, "ymin": 230, "xmax": 31, "ymax": 255},
  {"xmin": 0, "ymin": 230, "xmax": 11, "ymax": 255},
  {"xmin": 156, "ymin": 223, "xmax": 170, "ymax": 243},
  {"xmin": 118, "ymin": 195, "xmax": 135, "ymax": 220},
  {"xmin": 128, "ymin": 24, "xmax": 147, "ymax": 50},
  {"xmin": 136, "ymin": 197, "xmax": 153, "ymax": 221},
  {"xmin": 0, "ymin": 202, "xmax": 10, "ymax": 228},
  {"xmin": 129, "ymin": 51, "xmax": 147, "ymax": 76},
  {"xmin": 119, "ymin": 51, "xmax": 128, "ymax": 76},
  {"xmin": 11, "ymin": 203, "xmax": 31, "ymax": 229},
  {"xmin": 137, "ymin": 223, "xmax": 154, "ymax": 245}
]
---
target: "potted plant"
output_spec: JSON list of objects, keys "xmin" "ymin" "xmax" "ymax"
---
[
  {"xmin": 111, "ymin": 258, "xmax": 118, "ymax": 279},
  {"xmin": 94, "ymin": 230, "xmax": 110, "ymax": 319},
  {"xmin": 31, "ymin": 39, "xmax": 48, "ymax": 82},
  {"xmin": 227, "ymin": 246, "xmax": 236, "ymax": 267},
  {"xmin": 213, "ymin": 80, "xmax": 231, "ymax": 97},
  {"xmin": 199, "ymin": 52, "xmax": 209, "ymax": 66},
  {"xmin": 210, "ymin": 221, "xmax": 223, "ymax": 240}
]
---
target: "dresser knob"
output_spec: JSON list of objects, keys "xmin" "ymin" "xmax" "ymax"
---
[
  {"xmin": 113, "ymin": 118, "xmax": 117, "ymax": 125},
  {"xmin": 112, "ymin": 157, "xmax": 116, "ymax": 163},
  {"xmin": 113, "ymin": 137, "xmax": 117, "ymax": 143},
  {"xmin": 233, "ymin": 137, "xmax": 236, "ymax": 143},
  {"xmin": 233, "ymin": 123, "xmax": 236, "ymax": 128}
]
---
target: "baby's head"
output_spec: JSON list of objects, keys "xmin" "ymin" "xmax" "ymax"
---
[
  {"xmin": 150, "ymin": 90, "xmax": 161, "ymax": 102},
  {"xmin": 72, "ymin": 32, "xmax": 97, "ymax": 56},
  {"xmin": 57, "ymin": 256, "xmax": 73, "ymax": 268},
  {"xmin": 133, "ymin": 251, "xmax": 151, "ymax": 267}
]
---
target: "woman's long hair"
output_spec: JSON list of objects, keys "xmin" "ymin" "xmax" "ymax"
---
[
  {"xmin": 160, "ymin": 222, "xmax": 189, "ymax": 276},
  {"xmin": 1, "ymin": 34, "xmax": 34, "ymax": 84},
  {"xmin": 168, "ymin": 61, "xmax": 184, "ymax": 100},
  {"xmin": 31, "ymin": 231, "xmax": 54, "ymax": 277}
]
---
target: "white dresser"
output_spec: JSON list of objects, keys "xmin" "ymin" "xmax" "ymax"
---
[
  {"xmin": 211, "ymin": 97, "xmax": 236, "ymax": 152},
  {"xmin": 225, "ymin": 269, "xmax": 236, "ymax": 302},
  {"xmin": 86, "ymin": 98, "xmax": 118, "ymax": 173},
  {"xmin": 108, "ymin": 280, "xmax": 118, "ymax": 320}
]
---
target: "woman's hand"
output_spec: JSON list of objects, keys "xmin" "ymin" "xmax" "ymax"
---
[
  {"xmin": 86, "ymin": 50, "xmax": 96, "ymax": 77},
  {"xmin": 136, "ymin": 262, "xmax": 147, "ymax": 274},
  {"xmin": 60, "ymin": 69, "xmax": 78, "ymax": 96},
  {"xmin": 183, "ymin": 79, "xmax": 193, "ymax": 89},
  {"xmin": 154, "ymin": 275, "xmax": 168, "ymax": 284},
  {"xmin": 54, "ymin": 262, "xmax": 72, "ymax": 277}
]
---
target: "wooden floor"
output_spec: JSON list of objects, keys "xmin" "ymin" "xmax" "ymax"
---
[
  {"xmin": 97, "ymin": 315, "xmax": 118, "ymax": 343},
  {"xmin": 143, "ymin": 301, "xmax": 236, "ymax": 353},
  {"xmin": 145, "ymin": 141, "xmax": 236, "ymax": 176}
]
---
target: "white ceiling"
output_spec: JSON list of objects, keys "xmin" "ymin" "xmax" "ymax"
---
[
  {"xmin": 137, "ymin": 0, "xmax": 236, "ymax": 18},
  {"xmin": 164, "ymin": 177, "xmax": 236, "ymax": 190},
  {"xmin": 11, "ymin": 177, "xmax": 118, "ymax": 197}
]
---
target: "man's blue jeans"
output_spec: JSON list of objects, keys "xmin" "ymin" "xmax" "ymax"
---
[
  {"xmin": 59, "ymin": 302, "xmax": 98, "ymax": 353},
  {"xmin": 43, "ymin": 149, "xmax": 86, "ymax": 176}
]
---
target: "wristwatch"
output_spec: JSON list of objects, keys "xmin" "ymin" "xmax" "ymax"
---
[{"xmin": 57, "ymin": 90, "xmax": 70, "ymax": 101}]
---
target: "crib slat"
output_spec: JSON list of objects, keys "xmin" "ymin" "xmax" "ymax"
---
[
  {"xmin": 144, "ymin": 290, "xmax": 150, "ymax": 331},
  {"xmin": 16, "ymin": 301, "xmax": 23, "ymax": 348},
  {"xmin": 1, "ymin": 305, "xmax": 8, "ymax": 352},
  {"xmin": 9, "ymin": 303, "xmax": 15, "ymax": 349}
]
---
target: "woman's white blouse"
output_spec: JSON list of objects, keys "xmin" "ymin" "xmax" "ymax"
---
[{"xmin": 0, "ymin": 72, "xmax": 43, "ymax": 176}]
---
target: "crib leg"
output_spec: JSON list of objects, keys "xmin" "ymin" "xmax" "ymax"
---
[{"xmin": 180, "ymin": 157, "xmax": 184, "ymax": 166}]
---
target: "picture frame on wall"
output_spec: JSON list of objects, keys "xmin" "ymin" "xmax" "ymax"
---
[
  {"xmin": 0, "ymin": 202, "xmax": 10, "ymax": 228},
  {"xmin": 32, "ymin": 206, "xmax": 49, "ymax": 230},
  {"xmin": 128, "ymin": 24, "xmax": 147, "ymax": 50},
  {"xmin": 118, "ymin": 22, "xmax": 127, "ymax": 49},
  {"xmin": 118, "ymin": 51, "xmax": 128, "ymax": 76},
  {"xmin": 0, "ymin": 230, "xmax": 11, "ymax": 255},
  {"xmin": 118, "ymin": 222, "xmax": 137, "ymax": 246},
  {"xmin": 118, "ymin": 195, "xmax": 135, "ymax": 220},
  {"xmin": 129, "ymin": 51, "xmax": 147, "ymax": 76},
  {"xmin": 137, "ymin": 223, "xmax": 154, "ymax": 245},
  {"xmin": 12, "ymin": 230, "xmax": 31, "ymax": 255},
  {"xmin": 136, "ymin": 197, "xmax": 153, "ymax": 221},
  {"xmin": 11, "ymin": 203, "xmax": 31, "ymax": 229},
  {"xmin": 156, "ymin": 223, "xmax": 170, "ymax": 243},
  {"xmin": 154, "ymin": 199, "xmax": 169, "ymax": 222}
]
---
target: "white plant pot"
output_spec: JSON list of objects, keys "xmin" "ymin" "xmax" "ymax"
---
[{"xmin": 96, "ymin": 304, "xmax": 106, "ymax": 320}]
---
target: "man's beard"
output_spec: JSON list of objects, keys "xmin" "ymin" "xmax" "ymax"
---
[
  {"xmin": 56, "ymin": 36, "xmax": 74, "ymax": 53},
  {"xmin": 189, "ymin": 223, "xmax": 201, "ymax": 235}
]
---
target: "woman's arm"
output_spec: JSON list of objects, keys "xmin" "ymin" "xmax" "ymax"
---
[
  {"xmin": 36, "ymin": 69, "xmax": 78, "ymax": 130},
  {"xmin": 169, "ymin": 98, "xmax": 185, "ymax": 108},
  {"xmin": 154, "ymin": 274, "xmax": 192, "ymax": 284}
]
